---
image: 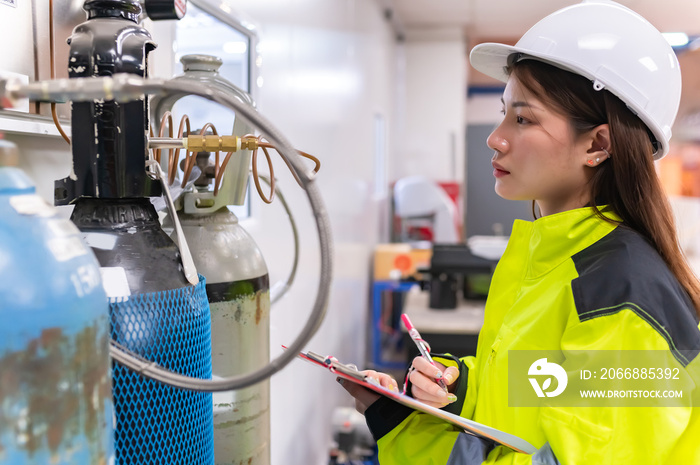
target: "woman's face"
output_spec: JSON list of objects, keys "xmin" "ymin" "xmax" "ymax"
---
[{"xmin": 487, "ymin": 75, "xmax": 594, "ymax": 216}]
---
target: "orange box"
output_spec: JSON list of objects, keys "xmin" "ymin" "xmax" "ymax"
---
[{"xmin": 373, "ymin": 244, "xmax": 432, "ymax": 280}]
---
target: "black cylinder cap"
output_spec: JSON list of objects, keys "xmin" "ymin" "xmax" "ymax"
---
[
  {"xmin": 83, "ymin": 0, "xmax": 142, "ymax": 21},
  {"xmin": 144, "ymin": 0, "xmax": 187, "ymax": 20}
]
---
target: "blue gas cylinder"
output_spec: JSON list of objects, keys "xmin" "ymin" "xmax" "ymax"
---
[{"xmin": 0, "ymin": 160, "xmax": 114, "ymax": 464}]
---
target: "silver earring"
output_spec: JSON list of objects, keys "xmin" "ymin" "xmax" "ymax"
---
[
  {"xmin": 601, "ymin": 148, "xmax": 611, "ymax": 157},
  {"xmin": 596, "ymin": 157, "xmax": 600, "ymax": 162}
]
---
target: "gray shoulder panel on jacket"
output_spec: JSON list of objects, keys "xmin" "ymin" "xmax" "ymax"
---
[
  {"xmin": 446, "ymin": 433, "xmax": 493, "ymax": 465},
  {"xmin": 532, "ymin": 442, "xmax": 561, "ymax": 465},
  {"xmin": 571, "ymin": 226, "xmax": 700, "ymax": 366}
]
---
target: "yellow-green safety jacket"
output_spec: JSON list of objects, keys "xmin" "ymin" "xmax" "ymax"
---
[{"xmin": 365, "ymin": 207, "xmax": 700, "ymax": 464}]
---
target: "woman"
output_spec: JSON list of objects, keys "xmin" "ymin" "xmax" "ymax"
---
[{"xmin": 341, "ymin": 1, "xmax": 700, "ymax": 463}]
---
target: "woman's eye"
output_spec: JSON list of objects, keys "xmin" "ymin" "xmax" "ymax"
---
[
  {"xmin": 500, "ymin": 108, "xmax": 506, "ymax": 115},
  {"xmin": 516, "ymin": 115, "xmax": 527, "ymax": 124}
]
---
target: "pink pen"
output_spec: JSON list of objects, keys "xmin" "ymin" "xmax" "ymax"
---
[{"xmin": 401, "ymin": 313, "xmax": 448, "ymax": 392}]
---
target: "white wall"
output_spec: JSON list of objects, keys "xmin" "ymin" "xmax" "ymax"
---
[
  {"xmin": 396, "ymin": 28, "xmax": 466, "ymax": 182},
  {"xmin": 206, "ymin": 1, "xmax": 398, "ymax": 464}
]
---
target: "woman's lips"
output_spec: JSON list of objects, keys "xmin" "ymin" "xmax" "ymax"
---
[{"xmin": 492, "ymin": 162, "xmax": 510, "ymax": 178}]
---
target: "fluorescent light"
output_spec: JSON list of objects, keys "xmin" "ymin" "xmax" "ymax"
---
[{"xmin": 662, "ymin": 32, "xmax": 689, "ymax": 47}]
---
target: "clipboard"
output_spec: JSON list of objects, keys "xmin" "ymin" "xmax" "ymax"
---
[{"xmin": 295, "ymin": 349, "xmax": 537, "ymax": 455}]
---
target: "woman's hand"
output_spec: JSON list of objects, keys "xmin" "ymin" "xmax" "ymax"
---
[
  {"xmin": 408, "ymin": 356, "xmax": 459, "ymax": 408},
  {"xmin": 337, "ymin": 370, "xmax": 399, "ymax": 414}
]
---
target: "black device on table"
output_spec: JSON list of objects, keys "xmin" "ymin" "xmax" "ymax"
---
[{"xmin": 419, "ymin": 243, "xmax": 498, "ymax": 310}]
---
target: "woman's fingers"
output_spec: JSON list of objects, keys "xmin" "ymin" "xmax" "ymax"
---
[
  {"xmin": 364, "ymin": 370, "xmax": 400, "ymax": 391},
  {"xmin": 409, "ymin": 357, "xmax": 460, "ymax": 405},
  {"xmin": 338, "ymin": 360, "xmax": 458, "ymax": 412},
  {"xmin": 411, "ymin": 382, "xmax": 454, "ymax": 408},
  {"xmin": 442, "ymin": 366, "xmax": 460, "ymax": 387},
  {"xmin": 337, "ymin": 370, "xmax": 400, "ymax": 415},
  {"xmin": 409, "ymin": 368, "xmax": 451, "ymax": 404},
  {"xmin": 412, "ymin": 356, "xmax": 446, "ymax": 379},
  {"xmin": 411, "ymin": 357, "xmax": 460, "ymax": 387}
]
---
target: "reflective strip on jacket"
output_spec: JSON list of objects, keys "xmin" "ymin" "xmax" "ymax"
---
[{"xmin": 366, "ymin": 207, "xmax": 700, "ymax": 464}]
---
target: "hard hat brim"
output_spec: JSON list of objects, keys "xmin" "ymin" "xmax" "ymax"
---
[
  {"xmin": 469, "ymin": 43, "xmax": 588, "ymax": 85},
  {"xmin": 469, "ymin": 43, "xmax": 518, "ymax": 83}
]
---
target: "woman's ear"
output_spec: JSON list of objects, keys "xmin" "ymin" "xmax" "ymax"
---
[{"xmin": 584, "ymin": 124, "xmax": 612, "ymax": 168}]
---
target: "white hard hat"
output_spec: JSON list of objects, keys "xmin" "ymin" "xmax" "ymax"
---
[{"xmin": 470, "ymin": 0, "xmax": 681, "ymax": 159}]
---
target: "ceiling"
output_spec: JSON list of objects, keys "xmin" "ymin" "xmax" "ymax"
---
[{"xmin": 384, "ymin": 0, "xmax": 700, "ymax": 40}]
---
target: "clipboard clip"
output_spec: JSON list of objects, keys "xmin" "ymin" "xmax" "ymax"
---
[{"xmin": 306, "ymin": 350, "xmax": 367, "ymax": 382}]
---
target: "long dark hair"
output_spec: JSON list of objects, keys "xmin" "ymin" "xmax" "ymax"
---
[{"xmin": 510, "ymin": 58, "xmax": 700, "ymax": 317}]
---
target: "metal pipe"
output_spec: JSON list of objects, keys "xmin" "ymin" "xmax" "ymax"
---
[{"xmin": 148, "ymin": 137, "xmax": 187, "ymax": 149}]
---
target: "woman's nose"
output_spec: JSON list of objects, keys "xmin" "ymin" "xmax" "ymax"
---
[{"xmin": 487, "ymin": 127, "xmax": 509, "ymax": 153}]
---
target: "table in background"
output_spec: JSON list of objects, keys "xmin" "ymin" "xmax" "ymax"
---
[{"xmin": 401, "ymin": 287, "xmax": 485, "ymax": 361}]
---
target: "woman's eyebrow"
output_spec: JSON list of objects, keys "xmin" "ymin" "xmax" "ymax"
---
[{"xmin": 501, "ymin": 97, "xmax": 541, "ymax": 111}]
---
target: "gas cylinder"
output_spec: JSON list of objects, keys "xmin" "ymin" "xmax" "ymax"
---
[
  {"xmin": 154, "ymin": 54, "xmax": 271, "ymax": 464},
  {"xmin": 0, "ymin": 139, "xmax": 114, "ymax": 465},
  {"xmin": 71, "ymin": 197, "xmax": 214, "ymax": 465},
  {"xmin": 56, "ymin": 2, "xmax": 214, "ymax": 464},
  {"xmin": 178, "ymin": 207, "xmax": 271, "ymax": 465}
]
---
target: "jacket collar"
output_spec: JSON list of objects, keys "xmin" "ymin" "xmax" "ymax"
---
[{"xmin": 510, "ymin": 206, "xmax": 620, "ymax": 279}]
